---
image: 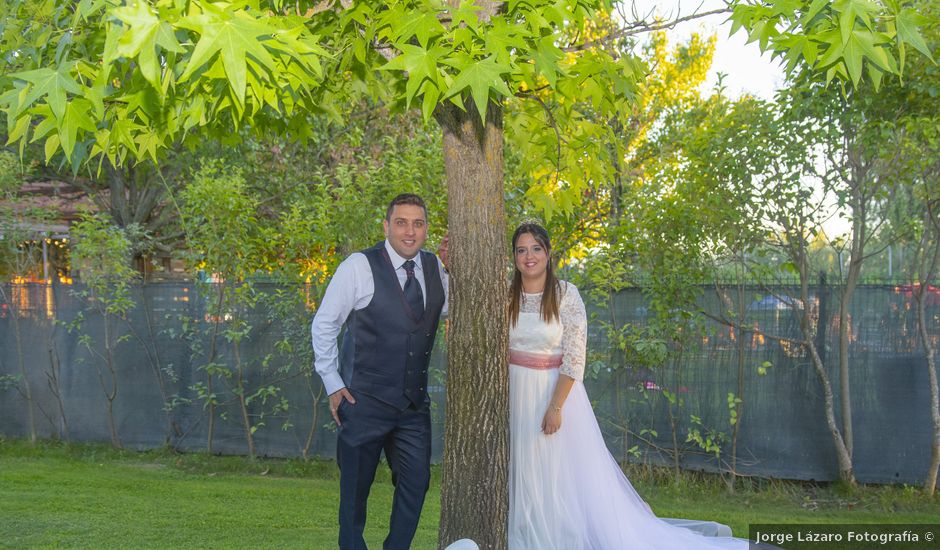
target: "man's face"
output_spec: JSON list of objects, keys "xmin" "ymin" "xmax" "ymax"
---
[{"xmin": 383, "ymin": 204, "xmax": 428, "ymax": 259}]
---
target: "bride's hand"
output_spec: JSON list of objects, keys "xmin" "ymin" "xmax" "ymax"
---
[{"xmin": 541, "ymin": 409, "xmax": 562, "ymax": 435}]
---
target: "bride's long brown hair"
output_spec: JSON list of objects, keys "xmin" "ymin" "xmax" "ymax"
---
[{"xmin": 509, "ymin": 222, "xmax": 560, "ymax": 327}]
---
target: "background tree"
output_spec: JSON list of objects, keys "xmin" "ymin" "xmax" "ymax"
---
[
  {"xmin": 661, "ymin": 84, "xmax": 861, "ymax": 484},
  {"xmin": 0, "ymin": 150, "xmax": 47, "ymax": 442},
  {"xmin": 179, "ymin": 164, "xmax": 274, "ymax": 458},
  {"xmin": 875, "ymin": 0, "xmax": 940, "ymax": 494},
  {"xmin": 804, "ymin": 79, "xmax": 909, "ymax": 462},
  {"xmin": 69, "ymin": 213, "xmax": 138, "ymax": 449},
  {"xmin": 892, "ymin": 117, "xmax": 940, "ymax": 495}
]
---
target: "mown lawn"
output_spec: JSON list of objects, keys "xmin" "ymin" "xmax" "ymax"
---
[{"xmin": 1, "ymin": 439, "xmax": 937, "ymax": 549}]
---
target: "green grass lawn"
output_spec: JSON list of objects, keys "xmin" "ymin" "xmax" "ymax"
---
[{"xmin": 1, "ymin": 438, "xmax": 937, "ymax": 549}]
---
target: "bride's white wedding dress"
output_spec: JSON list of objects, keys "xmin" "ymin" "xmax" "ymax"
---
[{"xmin": 508, "ymin": 282, "xmax": 749, "ymax": 550}]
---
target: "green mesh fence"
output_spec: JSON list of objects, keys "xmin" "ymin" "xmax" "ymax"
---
[{"xmin": 0, "ymin": 280, "xmax": 936, "ymax": 484}]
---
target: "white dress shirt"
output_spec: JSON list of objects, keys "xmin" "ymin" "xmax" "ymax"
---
[{"xmin": 311, "ymin": 240, "xmax": 449, "ymax": 395}]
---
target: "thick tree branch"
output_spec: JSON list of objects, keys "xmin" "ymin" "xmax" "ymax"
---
[{"xmin": 564, "ymin": 7, "xmax": 731, "ymax": 52}]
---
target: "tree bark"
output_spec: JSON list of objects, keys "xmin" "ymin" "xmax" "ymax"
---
[
  {"xmin": 915, "ymin": 206, "xmax": 940, "ymax": 495},
  {"xmin": 805, "ymin": 339, "xmax": 855, "ymax": 485},
  {"xmin": 788, "ymin": 246, "xmax": 856, "ymax": 485},
  {"xmin": 303, "ymin": 383, "xmax": 324, "ymax": 460},
  {"xmin": 917, "ymin": 283, "xmax": 940, "ymax": 495},
  {"xmin": 838, "ymin": 168, "xmax": 867, "ymax": 459},
  {"xmin": 234, "ymin": 341, "xmax": 256, "ymax": 460},
  {"xmin": 838, "ymin": 259, "xmax": 859, "ymax": 458},
  {"xmin": 731, "ymin": 272, "xmax": 747, "ymax": 488},
  {"xmin": 103, "ymin": 314, "xmax": 122, "ymax": 449},
  {"xmin": 8, "ymin": 291, "xmax": 37, "ymax": 443},
  {"xmin": 436, "ymin": 99, "xmax": 509, "ymax": 550},
  {"xmin": 797, "ymin": 262, "xmax": 855, "ymax": 485},
  {"xmin": 206, "ymin": 283, "xmax": 226, "ymax": 454},
  {"xmin": 46, "ymin": 341, "xmax": 69, "ymax": 441}
]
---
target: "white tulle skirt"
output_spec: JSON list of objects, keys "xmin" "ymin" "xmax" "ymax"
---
[{"xmin": 508, "ymin": 364, "xmax": 750, "ymax": 550}]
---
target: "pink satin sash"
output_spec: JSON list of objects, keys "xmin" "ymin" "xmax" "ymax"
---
[{"xmin": 509, "ymin": 349, "xmax": 563, "ymax": 370}]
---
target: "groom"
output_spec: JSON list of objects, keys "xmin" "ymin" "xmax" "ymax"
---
[{"xmin": 311, "ymin": 193, "xmax": 448, "ymax": 550}]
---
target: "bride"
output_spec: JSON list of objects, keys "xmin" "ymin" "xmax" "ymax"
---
[{"xmin": 507, "ymin": 222, "xmax": 749, "ymax": 550}]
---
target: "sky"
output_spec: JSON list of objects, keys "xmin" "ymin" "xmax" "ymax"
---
[{"xmin": 626, "ymin": 0, "xmax": 786, "ymax": 99}]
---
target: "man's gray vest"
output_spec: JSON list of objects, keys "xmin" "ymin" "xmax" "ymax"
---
[{"xmin": 339, "ymin": 243, "xmax": 445, "ymax": 409}]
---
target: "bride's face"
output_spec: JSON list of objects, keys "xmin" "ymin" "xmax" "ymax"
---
[{"xmin": 514, "ymin": 232, "xmax": 549, "ymax": 280}]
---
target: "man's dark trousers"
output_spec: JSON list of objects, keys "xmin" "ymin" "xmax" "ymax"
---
[{"xmin": 336, "ymin": 392, "xmax": 431, "ymax": 550}]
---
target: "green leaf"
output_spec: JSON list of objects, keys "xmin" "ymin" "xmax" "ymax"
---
[
  {"xmin": 443, "ymin": 55, "xmax": 513, "ymax": 122},
  {"xmin": 155, "ymin": 22, "xmax": 185, "ymax": 53},
  {"xmin": 112, "ymin": 2, "xmax": 161, "ymax": 58},
  {"xmin": 851, "ymin": 30, "xmax": 895, "ymax": 74},
  {"xmin": 178, "ymin": 9, "xmax": 279, "ymax": 106},
  {"xmin": 123, "ymin": 88, "xmax": 160, "ymax": 121},
  {"xmin": 451, "ymin": 26, "xmax": 478, "ymax": 50},
  {"xmin": 541, "ymin": 3, "xmax": 567, "ymax": 27},
  {"xmin": 392, "ymin": 9, "xmax": 445, "ymax": 48},
  {"xmin": 267, "ymin": 25, "xmax": 329, "ymax": 75},
  {"xmin": 76, "ymin": 0, "xmax": 107, "ymax": 21},
  {"xmin": 60, "ymin": 99, "xmax": 97, "ymax": 163},
  {"xmin": 801, "ymin": 0, "xmax": 830, "ymax": 26},
  {"xmin": 484, "ymin": 17, "xmax": 529, "ymax": 66},
  {"xmin": 7, "ymin": 114, "xmax": 32, "ymax": 145},
  {"xmin": 532, "ymin": 35, "xmax": 564, "ymax": 88},
  {"xmin": 85, "ymin": 84, "xmax": 106, "ymax": 119},
  {"xmin": 30, "ymin": 106, "xmax": 58, "ymax": 143},
  {"xmin": 896, "ymin": 8, "xmax": 934, "ymax": 61},
  {"xmin": 780, "ymin": 261, "xmax": 799, "ymax": 275},
  {"xmin": 44, "ymin": 134, "xmax": 61, "ymax": 164},
  {"xmin": 0, "ymin": 86, "xmax": 28, "ymax": 128},
  {"xmin": 869, "ymin": 63, "xmax": 883, "ymax": 90},
  {"xmin": 138, "ymin": 38, "xmax": 161, "ymax": 89},
  {"xmin": 727, "ymin": 7, "xmax": 748, "ymax": 38},
  {"xmin": 110, "ymin": 118, "xmax": 140, "ymax": 153},
  {"xmin": 422, "ymin": 83, "xmax": 440, "ymax": 122},
  {"xmin": 448, "ymin": 0, "xmax": 483, "ymax": 30},
  {"xmin": 10, "ymin": 66, "xmax": 82, "ymax": 120},
  {"xmin": 842, "ymin": 31, "xmax": 865, "ymax": 85},
  {"xmin": 816, "ymin": 29, "xmax": 846, "ymax": 69},
  {"xmin": 802, "ymin": 37, "xmax": 819, "ymax": 66},
  {"xmin": 837, "ymin": 1, "xmax": 856, "ymax": 46},
  {"xmin": 381, "ymin": 44, "xmax": 446, "ymax": 109},
  {"xmin": 135, "ymin": 128, "xmax": 163, "ymax": 164}
]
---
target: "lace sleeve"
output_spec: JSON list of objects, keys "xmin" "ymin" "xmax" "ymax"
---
[{"xmin": 559, "ymin": 281, "xmax": 587, "ymax": 382}]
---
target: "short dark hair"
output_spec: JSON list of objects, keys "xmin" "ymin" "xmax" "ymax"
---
[{"xmin": 385, "ymin": 193, "xmax": 428, "ymax": 221}]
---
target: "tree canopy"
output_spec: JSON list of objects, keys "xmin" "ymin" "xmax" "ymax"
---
[{"xmin": 1, "ymin": 0, "xmax": 932, "ymax": 214}]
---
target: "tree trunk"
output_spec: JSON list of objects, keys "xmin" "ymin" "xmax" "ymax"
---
[
  {"xmin": 206, "ymin": 283, "xmax": 225, "ymax": 454},
  {"xmin": 10, "ymin": 296, "xmax": 37, "ymax": 443},
  {"xmin": 731, "ymin": 275, "xmax": 747, "ymax": 488},
  {"xmin": 916, "ymin": 286, "xmax": 940, "ymax": 495},
  {"xmin": 837, "ymin": 282, "xmax": 855, "ymax": 458},
  {"xmin": 234, "ymin": 341, "xmax": 256, "ymax": 460},
  {"xmin": 303, "ymin": 383, "xmax": 324, "ymax": 460},
  {"xmin": 797, "ymin": 254, "xmax": 855, "ymax": 485},
  {"xmin": 104, "ymin": 314, "xmax": 122, "ymax": 449},
  {"xmin": 916, "ymin": 209, "xmax": 940, "ymax": 495},
  {"xmin": 838, "ymin": 213, "xmax": 864, "ymax": 458},
  {"xmin": 805, "ymin": 340, "xmax": 855, "ymax": 485},
  {"xmin": 140, "ymin": 289, "xmax": 174, "ymax": 443},
  {"xmin": 46, "ymin": 342, "xmax": 69, "ymax": 441},
  {"xmin": 436, "ymin": 99, "xmax": 509, "ymax": 550}
]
